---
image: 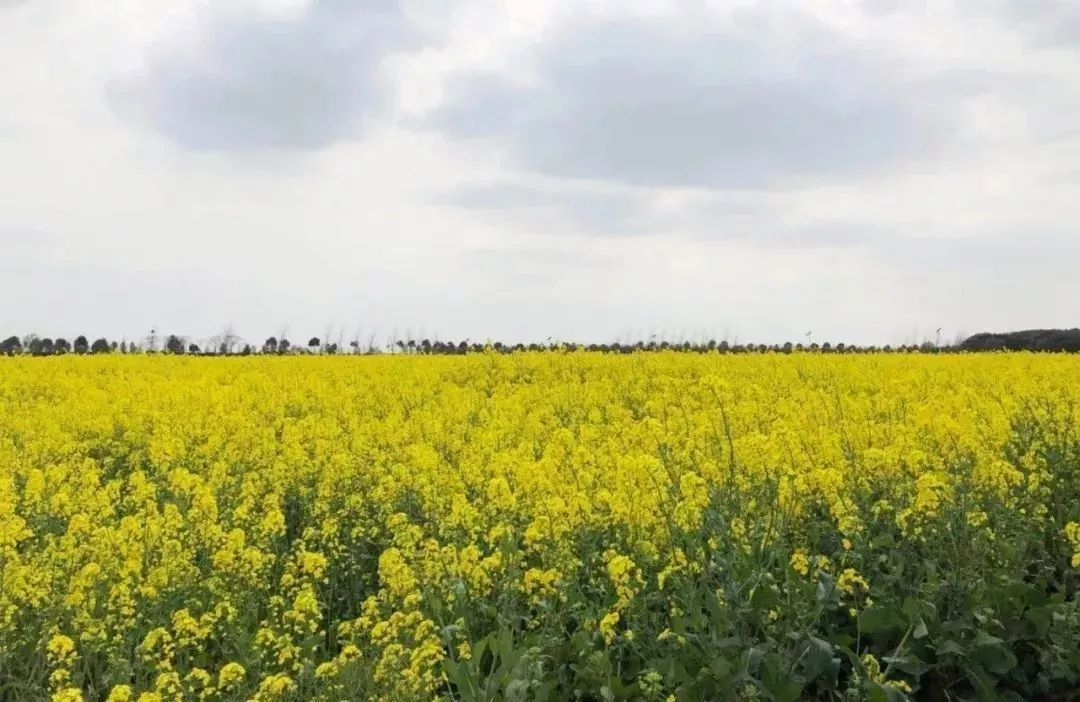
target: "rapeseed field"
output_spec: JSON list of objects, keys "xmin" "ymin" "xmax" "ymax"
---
[{"xmin": 1, "ymin": 353, "xmax": 1078, "ymax": 700}]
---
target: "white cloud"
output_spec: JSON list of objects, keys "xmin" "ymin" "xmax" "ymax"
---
[{"xmin": 2, "ymin": 0, "xmax": 1079, "ymax": 345}]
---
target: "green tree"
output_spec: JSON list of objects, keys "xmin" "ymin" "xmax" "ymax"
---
[
  {"xmin": 1, "ymin": 336, "xmax": 21, "ymax": 355},
  {"xmin": 165, "ymin": 335, "xmax": 186, "ymax": 354}
]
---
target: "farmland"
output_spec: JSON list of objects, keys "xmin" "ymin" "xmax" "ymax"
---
[{"xmin": 1, "ymin": 353, "xmax": 1079, "ymax": 700}]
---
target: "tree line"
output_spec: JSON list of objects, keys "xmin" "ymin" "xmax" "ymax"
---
[
  {"xmin": 0, "ymin": 333, "xmax": 966, "ymax": 357},
  {"xmin": 3, "ymin": 329, "xmax": 1077, "ymax": 358}
]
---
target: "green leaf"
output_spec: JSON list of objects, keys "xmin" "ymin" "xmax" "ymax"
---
[
  {"xmin": 882, "ymin": 654, "xmax": 929, "ymax": 677},
  {"xmin": 871, "ymin": 534, "xmax": 896, "ymax": 549},
  {"xmin": 816, "ymin": 574, "xmax": 838, "ymax": 606},
  {"xmin": 798, "ymin": 637, "xmax": 839, "ymax": 684},
  {"xmin": 762, "ymin": 655, "xmax": 803, "ymax": 702},
  {"xmin": 936, "ymin": 640, "xmax": 965, "ymax": 657},
  {"xmin": 505, "ymin": 679, "xmax": 530, "ymax": 702},
  {"xmin": 902, "ymin": 597, "xmax": 935, "ymax": 622},
  {"xmin": 965, "ymin": 662, "xmax": 1003, "ymax": 702},
  {"xmin": 859, "ymin": 606, "xmax": 904, "ymax": 634},
  {"xmin": 867, "ymin": 683, "xmax": 890, "ymax": 702},
  {"xmin": 707, "ymin": 655, "xmax": 733, "ymax": 681},
  {"xmin": 868, "ymin": 682, "xmax": 910, "ymax": 702},
  {"xmin": 972, "ymin": 636, "xmax": 1018, "ymax": 676}
]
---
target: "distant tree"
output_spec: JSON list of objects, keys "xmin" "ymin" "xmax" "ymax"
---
[
  {"xmin": 73, "ymin": 336, "xmax": 89, "ymax": 355},
  {"xmin": 165, "ymin": 335, "xmax": 185, "ymax": 354},
  {"xmin": 27, "ymin": 336, "xmax": 45, "ymax": 356},
  {"xmin": 188, "ymin": 344, "xmax": 200, "ymax": 354},
  {"xmin": 278, "ymin": 338, "xmax": 291, "ymax": 355},
  {"xmin": 218, "ymin": 325, "xmax": 240, "ymax": 355},
  {"xmin": 54, "ymin": 338, "xmax": 71, "ymax": 354},
  {"xmin": 39, "ymin": 338, "xmax": 55, "ymax": 356},
  {"xmin": 120, "ymin": 341, "xmax": 128, "ymax": 354},
  {"xmin": 1, "ymin": 336, "xmax": 22, "ymax": 356},
  {"xmin": 90, "ymin": 338, "xmax": 111, "ymax": 354},
  {"xmin": 960, "ymin": 328, "xmax": 1080, "ymax": 353},
  {"xmin": 263, "ymin": 337, "xmax": 278, "ymax": 354},
  {"xmin": 240, "ymin": 344, "xmax": 253, "ymax": 356},
  {"xmin": 308, "ymin": 337, "xmax": 321, "ymax": 352}
]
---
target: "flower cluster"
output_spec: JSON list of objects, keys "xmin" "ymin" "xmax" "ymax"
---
[{"xmin": 1, "ymin": 352, "xmax": 1078, "ymax": 699}]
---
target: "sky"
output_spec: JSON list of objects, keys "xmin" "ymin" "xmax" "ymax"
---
[{"xmin": 2, "ymin": 0, "xmax": 1079, "ymax": 347}]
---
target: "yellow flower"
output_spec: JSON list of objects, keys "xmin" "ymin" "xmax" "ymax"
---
[
  {"xmin": 106, "ymin": 686, "xmax": 134, "ymax": 702},
  {"xmin": 838, "ymin": 568, "xmax": 869, "ymax": 595},
  {"xmin": 789, "ymin": 549, "xmax": 810, "ymax": 576},
  {"xmin": 46, "ymin": 634, "xmax": 76, "ymax": 666},
  {"xmin": 254, "ymin": 673, "xmax": 295, "ymax": 700},
  {"xmin": 3, "ymin": 349, "xmax": 1078, "ymax": 700},
  {"xmin": 862, "ymin": 653, "xmax": 912, "ymax": 693},
  {"xmin": 218, "ymin": 662, "xmax": 246, "ymax": 689},
  {"xmin": 600, "ymin": 610, "xmax": 620, "ymax": 645},
  {"xmin": 1066, "ymin": 523, "xmax": 1080, "ymax": 568}
]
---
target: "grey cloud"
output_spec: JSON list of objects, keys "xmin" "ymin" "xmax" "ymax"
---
[
  {"xmin": 435, "ymin": 182, "xmax": 656, "ymax": 235},
  {"xmin": 428, "ymin": 11, "xmax": 954, "ymax": 189},
  {"xmin": 964, "ymin": 1, "xmax": 1080, "ymax": 46},
  {"xmin": 111, "ymin": 0, "xmax": 423, "ymax": 151},
  {"xmin": 466, "ymin": 245, "xmax": 611, "ymax": 270},
  {"xmin": 862, "ymin": 0, "xmax": 1080, "ymax": 46},
  {"xmin": 437, "ymin": 181, "xmax": 893, "ymax": 249}
]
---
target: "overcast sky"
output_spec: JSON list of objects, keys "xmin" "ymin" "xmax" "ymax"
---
[{"xmin": 2, "ymin": 0, "xmax": 1079, "ymax": 346}]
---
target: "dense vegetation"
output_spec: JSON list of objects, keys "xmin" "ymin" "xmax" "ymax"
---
[
  {"xmin": 2, "ymin": 353, "xmax": 1079, "ymax": 701},
  {"xmin": 959, "ymin": 329, "xmax": 1080, "ymax": 353}
]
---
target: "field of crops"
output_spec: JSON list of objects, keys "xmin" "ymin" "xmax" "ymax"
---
[{"xmin": 2, "ymin": 353, "xmax": 1079, "ymax": 701}]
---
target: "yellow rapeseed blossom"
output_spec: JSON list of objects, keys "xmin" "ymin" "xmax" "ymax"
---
[
  {"xmin": 105, "ymin": 686, "xmax": 134, "ymax": 702},
  {"xmin": 1065, "ymin": 523, "xmax": 1080, "ymax": 568},
  {"xmin": 600, "ymin": 611, "xmax": 620, "ymax": 645},
  {"xmin": 789, "ymin": 549, "xmax": 810, "ymax": 577},
  {"xmin": 217, "ymin": 662, "xmax": 246, "ymax": 689},
  {"xmin": 2, "ymin": 352, "xmax": 1078, "ymax": 698},
  {"xmin": 838, "ymin": 568, "xmax": 870, "ymax": 596}
]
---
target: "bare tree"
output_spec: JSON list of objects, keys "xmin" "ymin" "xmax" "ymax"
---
[{"xmin": 219, "ymin": 324, "xmax": 240, "ymax": 355}]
